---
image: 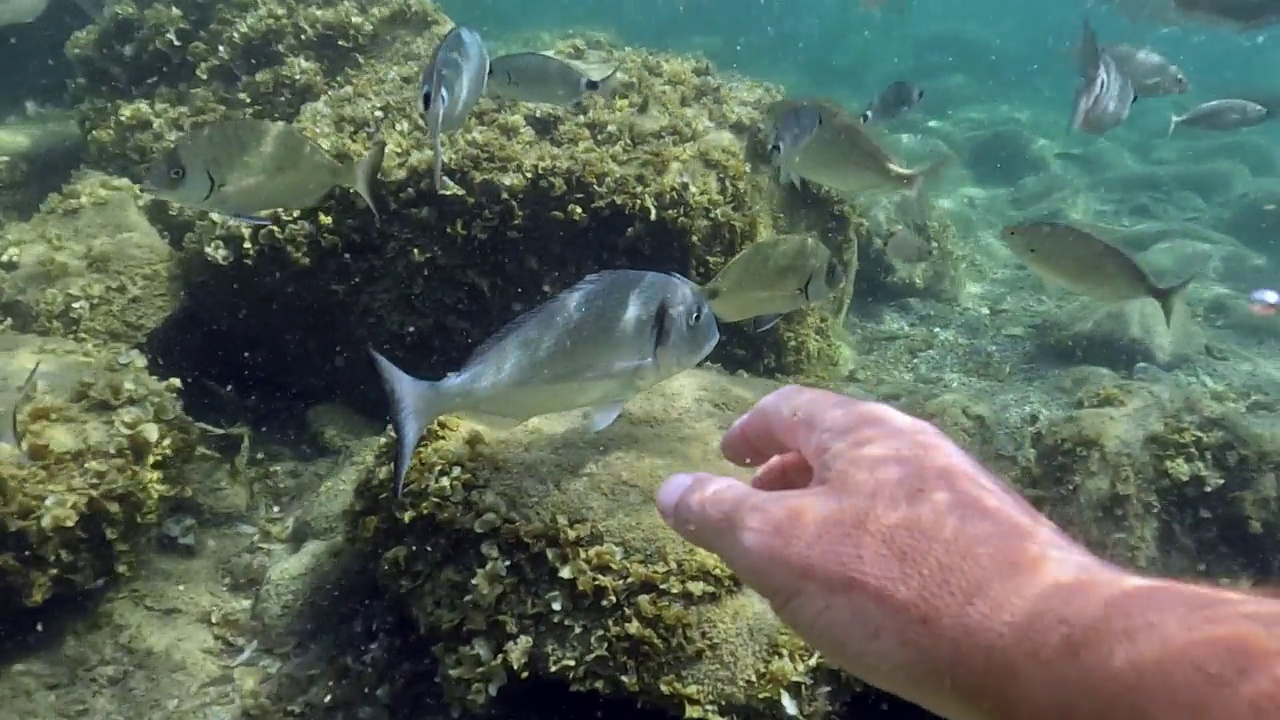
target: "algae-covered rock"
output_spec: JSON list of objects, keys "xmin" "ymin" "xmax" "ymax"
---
[
  {"xmin": 68, "ymin": 0, "xmax": 440, "ymax": 173},
  {"xmin": 347, "ymin": 368, "xmax": 857, "ymax": 719},
  {"xmin": 0, "ymin": 171, "xmax": 178, "ymax": 346},
  {"xmin": 142, "ymin": 24, "xmax": 866, "ymax": 415},
  {"xmin": 1018, "ymin": 374, "xmax": 1280, "ymax": 579},
  {"xmin": 0, "ymin": 334, "xmax": 198, "ymax": 619}
]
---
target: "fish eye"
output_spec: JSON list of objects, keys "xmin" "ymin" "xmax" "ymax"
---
[
  {"xmin": 1004, "ymin": 228, "xmax": 1017, "ymax": 236},
  {"xmin": 169, "ymin": 166, "xmax": 185, "ymax": 180},
  {"xmin": 689, "ymin": 309, "xmax": 703, "ymax": 325},
  {"xmin": 858, "ymin": 111, "xmax": 871, "ymax": 124}
]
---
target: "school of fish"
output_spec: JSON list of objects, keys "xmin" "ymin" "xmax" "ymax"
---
[{"xmin": 123, "ymin": 6, "xmax": 1280, "ymax": 496}]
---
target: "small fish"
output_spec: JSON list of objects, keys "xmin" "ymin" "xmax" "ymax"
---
[
  {"xmin": 420, "ymin": 26, "xmax": 490, "ymax": 191},
  {"xmin": 487, "ymin": 52, "xmax": 617, "ymax": 106},
  {"xmin": 371, "ymin": 269, "xmax": 720, "ymax": 496},
  {"xmin": 1104, "ymin": 44, "xmax": 1189, "ymax": 98},
  {"xmin": 2, "ymin": 361, "xmax": 39, "ymax": 451},
  {"xmin": 765, "ymin": 98, "xmax": 949, "ymax": 196},
  {"xmin": 1070, "ymin": 18, "xmax": 1137, "ymax": 135},
  {"xmin": 143, "ymin": 119, "xmax": 385, "ymax": 224},
  {"xmin": 860, "ymin": 81, "xmax": 924, "ymax": 124},
  {"xmin": 702, "ymin": 234, "xmax": 845, "ymax": 332},
  {"xmin": 883, "ymin": 226, "xmax": 932, "ymax": 264},
  {"xmin": 1000, "ymin": 221, "xmax": 1194, "ymax": 327},
  {"xmin": 1167, "ymin": 99, "xmax": 1269, "ymax": 137}
]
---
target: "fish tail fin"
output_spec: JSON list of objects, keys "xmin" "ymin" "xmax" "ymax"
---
[
  {"xmin": 1166, "ymin": 114, "xmax": 1179, "ymax": 139},
  {"xmin": 351, "ymin": 139, "xmax": 386, "ymax": 224},
  {"xmin": 1154, "ymin": 274, "xmax": 1196, "ymax": 328},
  {"xmin": 369, "ymin": 347, "xmax": 449, "ymax": 498}
]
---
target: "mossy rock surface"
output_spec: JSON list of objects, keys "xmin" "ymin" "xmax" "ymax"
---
[
  {"xmin": 0, "ymin": 335, "xmax": 198, "ymax": 620},
  {"xmin": 347, "ymin": 368, "xmax": 857, "ymax": 719},
  {"xmin": 68, "ymin": 0, "xmax": 439, "ymax": 173},
  {"xmin": 0, "ymin": 171, "xmax": 178, "ymax": 346},
  {"xmin": 1018, "ymin": 375, "xmax": 1280, "ymax": 579},
  {"xmin": 133, "ymin": 23, "xmax": 861, "ymax": 416}
]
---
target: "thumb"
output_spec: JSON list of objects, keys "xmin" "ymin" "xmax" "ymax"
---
[{"xmin": 656, "ymin": 472, "xmax": 762, "ymax": 570}]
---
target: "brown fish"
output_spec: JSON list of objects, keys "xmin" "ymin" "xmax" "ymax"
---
[
  {"xmin": 1000, "ymin": 221, "xmax": 1194, "ymax": 327},
  {"xmin": 765, "ymin": 98, "xmax": 949, "ymax": 196}
]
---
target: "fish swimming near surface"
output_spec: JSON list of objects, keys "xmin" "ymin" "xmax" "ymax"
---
[
  {"xmin": 1104, "ymin": 44, "xmax": 1190, "ymax": 98},
  {"xmin": 370, "ymin": 269, "xmax": 720, "ymax": 496},
  {"xmin": 1000, "ymin": 221, "xmax": 1195, "ymax": 327},
  {"xmin": 487, "ymin": 52, "xmax": 617, "ymax": 106},
  {"xmin": 1070, "ymin": 18, "xmax": 1137, "ymax": 136},
  {"xmin": 701, "ymin": 234, "xmax": 845, "ymax": 332},
  {"xmin": 420, "ymin": 25, "xmax": 490, "ymax": 191},
  {"xmin": 143, "ymin": 119, "xmax": 385, "ymax": 225},
  {"xmin": 1167, "ymin": 98, "xmax": 1270, "ymax": 137},
  {"xmin": 765, "ymin": 98, "xmax": 950, "ymax": 197},
  {"xmin": 1096, "ymin": 0, "xmax": 1280, "ymax": 31},
  {"xmin": 860, "ymin": 81, "xmax": 924, "ymax": 124}
]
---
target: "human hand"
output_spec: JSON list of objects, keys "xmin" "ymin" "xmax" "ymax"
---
[{"xmin": 656, "ymin": 385, "xmax": 1111, "ymax": 719}]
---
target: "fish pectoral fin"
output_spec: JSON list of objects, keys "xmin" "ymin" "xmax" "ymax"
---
[
  {"xmin": 585, "ymin": 402, "xmax": 626, "ymax": 432},
  {"xmin": 749, "ymin": 314, "xmax": 783, "ymax": 332}
]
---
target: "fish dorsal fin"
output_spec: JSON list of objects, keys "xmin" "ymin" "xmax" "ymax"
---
[{"xmin": 461, "ymin": 271, "xmax": 615, "ymax": 370}]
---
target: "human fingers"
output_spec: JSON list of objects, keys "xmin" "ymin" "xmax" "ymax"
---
[
  {"xmin": 656, "ymin": 472, "xmax": 769, "ymax": 572},
  {"xmin": 750, "ymin": 451, "xmax": 813, "ymax": 491},
  {"xmin": 720, "ymin": 385, "xmax": 852, "ymax": 468}
]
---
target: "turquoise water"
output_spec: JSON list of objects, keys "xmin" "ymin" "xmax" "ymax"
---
[{"xmin": 3, "ymin": 1, "xmax": 1280, "ymax": 719}]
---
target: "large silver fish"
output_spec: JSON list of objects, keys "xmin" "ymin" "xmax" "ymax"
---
[
  {"xmin": 1104, "ymin": 44, "xmax": 1189, "ymax": 98},
  {"xmin": 371, "ymin": 269, "xmax": 720, "ymax": 496},
  {"xmin": 420, "ymin": 26, "xmax": 490, "ymax": 191},
  {"xmin": 702, "ymin": 234, "xmax": 845, "ymax": 332},
  {"xmin": 1070, "ymin": 18, "xmax": 1136, "ymax": 136},
  {"xmin": 487, "ymin": 52, "xmax": 618, "ymax": 106},
  {"xmin": 143, "ymin": 119, "xmax": 385, "ymax": 224},
  {"xmin": 765, "ymin": 99, "xmax": 949, "ymax": 196}
]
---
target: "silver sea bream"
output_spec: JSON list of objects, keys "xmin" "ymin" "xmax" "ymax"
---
[
  {"xmin": 371, "ymin": 269, "xmax": 720, "ymax": 496},
  {"xmin": 142, "ymin": 118, "xmax": 386, "ymax": 223},
  {"xmin": 1070, "ymin": 18, "xmax": 1136, "ymax": 135},
  {"xmin": 420, "ymin": 26, "xmax": 490, "ymax": 190},
  {"xmin": 487, "ymin": 52, "xmax": 618, "ymax": 106}
]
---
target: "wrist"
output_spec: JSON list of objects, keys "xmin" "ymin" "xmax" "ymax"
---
[{"xmin": 994, "ymin": 564, "xmax": 1280, "ymax": 719}]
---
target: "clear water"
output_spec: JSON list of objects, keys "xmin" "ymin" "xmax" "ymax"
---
[{"xmin": 1, "ymin": 1, "xmax": 1279, "ymax": 718}]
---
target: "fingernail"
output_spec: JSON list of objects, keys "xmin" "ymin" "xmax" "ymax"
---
[{"xmin": 656, "ymin": 473, "xmax": 696, "ymax": 521}]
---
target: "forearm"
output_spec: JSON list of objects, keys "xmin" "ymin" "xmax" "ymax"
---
[{"xmin": 996, "ymin": 568, "xmax": 1280, "ymax": 719}]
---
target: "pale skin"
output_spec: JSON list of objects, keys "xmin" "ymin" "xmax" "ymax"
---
[{"xmin": 655, "ymin": 386, "xmax": 1280, "ymax": 720}]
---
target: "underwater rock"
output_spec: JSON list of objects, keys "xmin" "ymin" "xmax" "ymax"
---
[
  {"xmin": 142, "ymin": 26, "xmax": 867, "ymax": 417},
  {"xmin": 252, "ymin": 536, "xmax": 351, "ymax": 640},
  {"xmin": 960, "ymin": 122, "xmax": 1054, "ymax": 187},
  {"xmin": 1020, "ymin": 374, "xmax": 1280, "ymax": 579},
  {"xmin": 68, "ymin": 0, "xmax": 440, "ymax": 174},
  {"xmin": 347, "ymin": 367, "xmax": 856, "ymax": 719},
  {"xmin": 0, "ymin": 171, "xmax": 178, "ymax": 346},
  {"xmin": 1032, "ymin": 294, "xmax": 1204, "ymax": 371},
  {"xmin": 0, "ymin": 333, "xmax": 199, "ymax": 624}
]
